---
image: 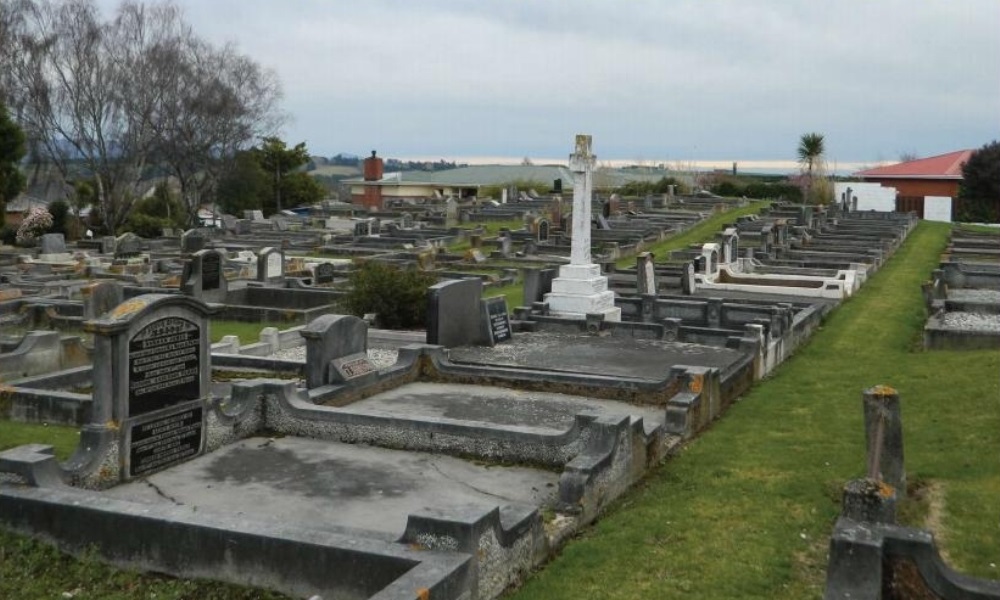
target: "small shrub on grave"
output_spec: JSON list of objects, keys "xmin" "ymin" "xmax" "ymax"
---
[{"xmin": 342, "ymin": 261, "xmax": 437, "ymax": 329}]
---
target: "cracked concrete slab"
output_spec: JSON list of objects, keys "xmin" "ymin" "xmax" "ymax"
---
[{"xmin": 104, "ymin": 436, "xmax": 559, "ymax": 536}]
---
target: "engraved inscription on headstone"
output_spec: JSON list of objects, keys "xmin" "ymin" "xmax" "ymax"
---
[
  {"xmin": 128, "ymin": 406, "xmax": 203, "ymax": 477},
  {"xmin": 331, "ymin": 354, "xmax": 376, "ymax": 381},
  {"xmin": 202, "ymin": 252, "xmax": 221, "ymax": 290},
  {"xmin": 482, "ymin": 296, "xmax": 512, "ymax": 345},
  {"xmin": 128, "ymin": 317, "xmax": 201, "ymax": 416}
]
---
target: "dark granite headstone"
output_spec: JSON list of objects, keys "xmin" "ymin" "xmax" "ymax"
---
[
  {"xmin": 314, "ymin": 262, "xmax": 335, "ymax": 285},
  {"xmin": 481, "ymin": 296, "xmax": 512, "ymax": 346},
  {"xmin": 537, "ymin": 219, "xmax": 550, "ymax": 242},
  {"xmin": 202, "ymin": 252, "xmax": 221, "ymax": 290},
  {"xmin": 427, "ymin": 278, "xmax": 483, "ymax": 347}
]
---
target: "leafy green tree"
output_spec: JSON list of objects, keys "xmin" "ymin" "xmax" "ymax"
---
[
  {"xmin": 957, "ymin": 141, "xmax": 1000, "ymax": 223},
  {"xmin": 280, "ymin": 171, "xmax": 325, "ymax": 208},
  {"xmin": 341, "ymin": 261, "xmax": 437, "ymax": 329},
  {"xmin": 126, "ymin": 182, "xmax": 186, "ymax": 237},
  {"xmin": 253, "ymin": 137, "xmax": 312, "ymax": 214},
  {"xmin": 0, "ymin": 99, "xmax": 26, "ymax": 224},
  {"xmin": 47, "ymin": 199, "xmax": 71, "ymax": 237},
  {"xmin": 216, "ymin": 150, "xmax": 270, "ymax": 215},
  {"xmin": 797, "ymin": 133, "xmax": 827, "ymax": 203}
]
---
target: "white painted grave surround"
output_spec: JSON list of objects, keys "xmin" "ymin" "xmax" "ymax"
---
[
  {"xmin": 544, "ymin": 135, "xmax": 621, "ymax": 321},
  {"xmin": 924, "ymin": 196, "xmax": 953, "ymax": 223}
]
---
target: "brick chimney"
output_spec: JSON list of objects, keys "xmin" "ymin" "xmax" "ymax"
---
[{"xmin": 355, "ymin": 150, "xmax": 384, "ymax": 210}]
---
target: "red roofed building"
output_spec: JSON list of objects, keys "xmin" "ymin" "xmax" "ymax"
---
[{"xmin": 857, "ymin": 149, "xmax": 972, "ymax": 218}]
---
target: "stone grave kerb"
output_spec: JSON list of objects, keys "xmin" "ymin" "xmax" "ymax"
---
[{"xmin": 83, "ymin": 294, "xmax": 216, "ymax": 481}]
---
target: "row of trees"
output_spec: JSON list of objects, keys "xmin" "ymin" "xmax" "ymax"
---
[{"xmin": 0, "ymin": 0, "xmax": 283, "ymax": 233}]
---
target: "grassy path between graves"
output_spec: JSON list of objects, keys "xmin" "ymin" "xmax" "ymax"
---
[
  {"xmin": 1, "ymin": 220, "xmax": 997, "ymax": 599},
  {"xmin": 512, "ymin": 220, "xmax": 1000, "ymax": 599}
]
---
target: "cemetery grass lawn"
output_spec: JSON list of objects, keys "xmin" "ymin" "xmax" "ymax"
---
[
  {"xmin": 0, "ymin": 528, "xmax": 292, "ymax": 600},
  {"xmin": 513, "ymin": 220, "xmax": 1000, "ymax": 600},
  {"xmin": 210, "ymin": 319, "xmax": 275, "ymax": 344},
  {"xmin": 0, "ymin": 421, "xmax": 79, "ymax": 460},
  {"xmin": 616, "ymin": 201, "xmax": 772, "ymax": 268}
]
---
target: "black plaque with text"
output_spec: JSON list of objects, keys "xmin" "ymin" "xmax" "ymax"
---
[
  {"xmin": 202, "ymin": 252, "xmax": 221, "ymax": 290},
  {"xmin": 129, "ymin": 406, "xmax": 203, "ymax": 477},
  {"xmin": 128, "ymin": 317, "xmax": 201, "ymax": 416},
  {"xmin": 483, "ymin": 297, "xmax": 512, "ymax": 344}
]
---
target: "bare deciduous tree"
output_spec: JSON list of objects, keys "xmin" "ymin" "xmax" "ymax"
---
[{"xmin": 5, "ymin": 0, "xmax": 283, "ymax": 232}]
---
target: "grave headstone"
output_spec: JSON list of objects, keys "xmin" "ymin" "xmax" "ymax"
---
[
  {"xmin": 499, "ymin": 234, "xmax": 512, "ymax": 258},
  {"xmin": 427, "ymin": 278, "xmax": 484, "ymax": 347},
  {"xmin": 480, "ymin": 296, "xmax": 512, "ymax": 346},
  {"xmin": 84, "ymin": 294, "xmax": 214, "ymax": 481},
  {"xmin": 221, "ymin": 214, "xmax": 238, "ymax": 233},
  {"xmin": 180, "ymin": 229, "xmax": 206, "ymax": 254},
  {"xmin": 300, "ymin": 314, "xmax": 374, "ymax": 388},
  {"xmin": 114, "ymin": 233, "xmax": 142, "ymax": 258},
  {"xmin": 682, "ymin": 261, "xmax": 696, "ymax": 295},
  {"xmin": 272, "ymin": 217, "xmax": 289, "ymax": 232},
  {"xmin": 99, "ymin": 236, "xmax": 115, "ymax": 254},
  {"xmin": 522, "ymin": 267, "xmax": 558, "ymax": 304},
  {"xmin": 313, "ymin": 262, "xmax": 336, "ymax": 285},
  {"xmin": 82, "ymin": 280, "xmax": 124, "ymax": 320},
  {"xmin": 181, "ymin": 249, "xmax": 227, "ymax": 303},
  {"xmin": 251, "ymin": 209, "xmax": 265, "ymax": 221},
  {"xmin": 234, "ymin": 219, "xmax": 252, "ymax": 235},
  {"xmin": 636, "ymin": 252, "xmax": 657, "ymax": 295},
  {"xmin": 445, "ymin": 197, "xmax": 458, "ymax": 227},
  {"xmin": 39, "ymin": 233, "xmax": 66, "ymax": 255},
  {"xmin": 257, "ymin": 247, "xmax": 284, "ymax": 283},
  {"xmin": 537, "ymin": 219, "xmax": 550, "ymax": 242}
]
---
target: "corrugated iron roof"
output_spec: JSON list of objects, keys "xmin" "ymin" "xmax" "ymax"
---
[{"xmin": 857, "ymin": 149, "xmax": 972, "ymax": 179}]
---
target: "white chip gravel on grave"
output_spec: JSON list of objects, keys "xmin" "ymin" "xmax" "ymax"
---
[
  {"xmin": 938, "ymin": 312, "xmax": 1000, "ymax": 332},
  {"xmin": 105, "ymin": 436, "xmax": 558, "ymax": 536},
  {"xmin": 947, "ymin": 289, "xmax": 1000, "ymax": 304},
  {"xmin": 271, "ymin": 346, "xmax": 399, "ymax": 369}
]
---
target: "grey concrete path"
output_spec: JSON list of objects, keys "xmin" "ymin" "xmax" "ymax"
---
[
  {"xmin": 449, "ymin": 332, "xmax": 745, "ymax": 380},
  {"xmin": 338, "ymin": 382, "xmax": 664, "ymax": 435},
  {"xmin": 105, "ymin": 436, "xmax": 558, "ymax": 536}
]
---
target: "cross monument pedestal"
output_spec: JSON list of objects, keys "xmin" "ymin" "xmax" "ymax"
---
[{"xmin": 544, "ymin": 134, "xmax": 621, "ymax": 321}]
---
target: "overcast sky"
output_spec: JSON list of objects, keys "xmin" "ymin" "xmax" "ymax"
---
[{"xmin": 99, "ymin": 1, "xmax": 1000, "ymax": 166}]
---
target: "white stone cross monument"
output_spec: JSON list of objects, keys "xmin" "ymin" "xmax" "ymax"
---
[{"xmin": 544, "ymin": 134, "xmax": 621, "ymax": 321}]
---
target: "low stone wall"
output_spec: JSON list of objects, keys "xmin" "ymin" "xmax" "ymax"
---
[{"xmin": 825, "ymin": 517, "xmax": 1000, "ymax": 600}]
